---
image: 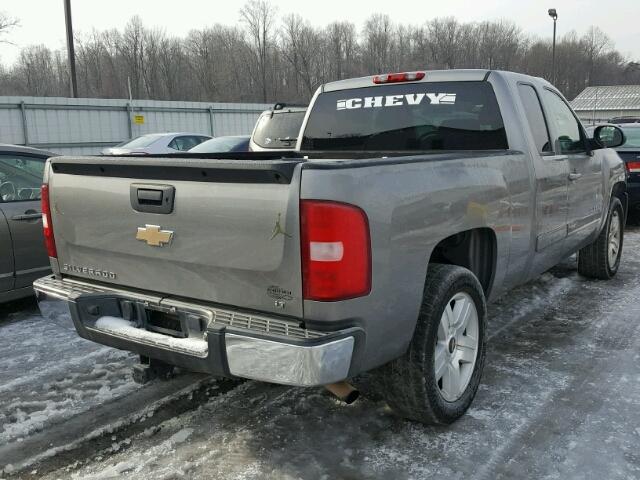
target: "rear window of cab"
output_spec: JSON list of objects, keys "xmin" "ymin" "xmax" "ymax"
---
[{"xmin": 301, "ymin": 81, "xmax": 508, "ymax": 151}]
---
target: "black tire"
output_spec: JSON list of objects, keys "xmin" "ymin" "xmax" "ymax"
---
[
  {"xmin": 376, "ymin": 264, "xmax": 487, "ymax": 425},
  {"xmin": 577, "ymin": 197, "xmax": 624, "ymax": 280}
]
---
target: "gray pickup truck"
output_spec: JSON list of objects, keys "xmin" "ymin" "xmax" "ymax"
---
[{"xmin": 34, "ymin": 70, "xmax": 627, "ymax": 424}]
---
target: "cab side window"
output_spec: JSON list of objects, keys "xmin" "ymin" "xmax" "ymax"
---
[
  {"xmin": 0, "ymin": 155, "xmax": 45, "ymax": 202},
  {"xmin": 517, "ymin": 84, "xmax": 552, "ymax": 154},
  {"xmin": 543, "ymin": 90, "xmax": 585, "ymax": 154}
]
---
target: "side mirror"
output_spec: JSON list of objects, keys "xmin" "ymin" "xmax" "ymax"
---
[{"xmin": 592, "ymin": 125, "xmax": 625, "ymax": 149}]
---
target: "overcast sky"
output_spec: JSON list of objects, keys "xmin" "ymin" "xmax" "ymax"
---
[{"xmin": 1, "ymin": 0, "xmax": 639, "ymax": 66}]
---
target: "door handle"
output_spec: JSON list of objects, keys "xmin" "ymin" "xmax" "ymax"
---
[
  {"xmin": 568, "ymin": 172, "xmax": 582, "ymax": 181},
  {"xmin": 12, "ymin": 212, "xmax": 42, "ymax": 221}
]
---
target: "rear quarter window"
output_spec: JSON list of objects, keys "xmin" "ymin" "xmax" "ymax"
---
[{"xmin": 301, "ymin": 81, "xmax": 508, "ymax": 151}]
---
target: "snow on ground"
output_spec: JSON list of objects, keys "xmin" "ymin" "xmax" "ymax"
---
[
  {"xmin": 2, "ymin": 228, "xmax": 640, "ymax": 479},
  {"xmin": 0, "ymin": 305, "xmax": 141, "ymax": 447}
]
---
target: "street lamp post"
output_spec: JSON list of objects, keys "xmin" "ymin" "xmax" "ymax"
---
[
  {"xmin": 548, "ymin": 8, "xmax": 558, "ymax": 85},
  {"xmin": 64, "ymin": 0, "xmax": 78, "ymax": 98}
]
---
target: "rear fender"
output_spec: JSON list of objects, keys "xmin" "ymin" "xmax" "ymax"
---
[{"xmin": 300, "ymin": 158, "xmax": 514, "ymax": 373}]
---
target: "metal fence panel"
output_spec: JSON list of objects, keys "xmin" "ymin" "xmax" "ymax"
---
[
  {"xmin": 0, "ymin": 105, "xmax": 24, "ymax": 145},
  {"xmin": 0, "ymin": 96, "xmax": 270, "ymax": 155}
]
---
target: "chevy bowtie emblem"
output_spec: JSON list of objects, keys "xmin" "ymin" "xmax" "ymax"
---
[{"xmin": 136, "ymin": 224, "xmax": 174, "ymax": 247}]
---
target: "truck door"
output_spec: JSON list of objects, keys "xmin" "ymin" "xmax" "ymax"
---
[
  {"xmin": 516, "ymin": 83, "xmax": 569, "ymax": 276},
  {"xmin": 0, "ymin": 207, "xmax": 13, "ymax": 292},
  {"xmin": 542, "ymin": 89, "xmax": 604, "ymax": 248},
  {"xmin": 0, "ymin": 153, "xmax": 50, "ymax": 289}
]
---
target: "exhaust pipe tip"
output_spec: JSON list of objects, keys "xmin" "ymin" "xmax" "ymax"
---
[
  {"xmin": 325, "ymin": 381, "xmax": 360, "ymax": 404},
  {"xmin": 343, "ymin": 389, "xmax": 360, "ymax": 405}
]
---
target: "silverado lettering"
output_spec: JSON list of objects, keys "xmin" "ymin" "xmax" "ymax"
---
[{"xmin": 62, "ymin": 264, "xmax": 117, "ymax": 279}]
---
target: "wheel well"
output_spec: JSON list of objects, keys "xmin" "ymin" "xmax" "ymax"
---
[{"xmin": 428, "ymin": 228, "xmax": 496, "ymax": 296}]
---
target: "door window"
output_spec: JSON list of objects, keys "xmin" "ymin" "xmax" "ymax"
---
[
  {"xmin": 518, "ymin": 84, "xmax": 552, "ymax": 153},
  {"xmin": 0, "ymin": 155, "xmax": 45, "ymax": 202},
  {"xmin": 543, "ymin": 90, "xmax": 585, "ymax": 154}
]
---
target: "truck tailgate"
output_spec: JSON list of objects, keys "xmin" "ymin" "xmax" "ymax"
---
[{"xmin": 48, "ymin": 157, "xmax": 304, "ymax": 317}]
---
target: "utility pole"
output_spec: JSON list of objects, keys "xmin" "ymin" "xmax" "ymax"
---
[
  {"xmin": 64, "ymin": 0, "xmax": 78, "ymax": 98},
  {"xmin": 548, "ymin": 8, "xmax": 558, "ymax": 85},
  {"xmin": 592, "ymin": 87, "xmax": 599, "ymax": 125}
]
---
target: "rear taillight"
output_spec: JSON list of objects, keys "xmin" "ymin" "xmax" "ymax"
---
[
  {"xmin": 626, "ymin": 161, "xmax": 640, "ymax": 173},
  {"xmin": 41, "ymin": 184, "xmax": 57, "ymax": 258},
  {"xmin": 373, "ymin": 71, "xmax": 425, "ymax": 84},
  {"xmin": 300, "ymin": 200, "xmax": 371, "ymax": 301}
]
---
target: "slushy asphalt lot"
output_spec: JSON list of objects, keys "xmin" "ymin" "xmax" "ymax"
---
[{"xmin": 1, "ymin": 227, "xmax": 639, "ymax": 479}]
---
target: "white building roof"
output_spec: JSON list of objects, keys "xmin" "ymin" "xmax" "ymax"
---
[{"xmin": 571, "ymin": 85, "xmax": 640, "ymax": 111}]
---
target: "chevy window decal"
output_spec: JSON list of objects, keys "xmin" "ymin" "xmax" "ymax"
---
[{"xmin": 336, "ymin": 93, "xmax": 456, "ymax": 110}]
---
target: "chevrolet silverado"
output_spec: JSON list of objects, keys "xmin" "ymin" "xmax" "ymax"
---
[{"xmin": 34, "ymin": 70, "xmax": 627, "ymax": 424}]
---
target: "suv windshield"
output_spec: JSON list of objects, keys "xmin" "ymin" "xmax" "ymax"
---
[
  {"xmin": 252, "ymin": 111, "xmax": 306, "ymax": 149},
  {"xmin": 301, "ymin": 81, "xmax": 508, "ymax": 151}
]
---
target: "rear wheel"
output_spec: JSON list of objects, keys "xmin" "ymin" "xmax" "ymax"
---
[
  {"xmin": 578, "ymin": 197, "xmax": 624, "ymax": 279},
  {"xmin": 377, "ymin": 264, "xmax": 487, "ymax": 425}
]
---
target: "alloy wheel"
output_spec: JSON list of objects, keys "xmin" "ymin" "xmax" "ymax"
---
[{"xmin": 434, "ymin": 292, "xmax": 479, "ymax": 402}]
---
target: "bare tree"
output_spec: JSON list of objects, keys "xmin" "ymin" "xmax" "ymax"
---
[
  {"xmin": 362, "ymin": 14, "xmax": 394, "ymax": 74},
  {"xmin": 281, "ymin": 14, "xmax": 323, "ymax": 97},
  {"xmin": 118, "ymin": 16, "xmax": 146, "ymax": 98},
  {"xmin": 140, "ymin": 27, "xmax": 166, "ymax": 99},
  {"xmin": 0, "ymin": 12, "xmax": 19, "ymax": 44},
  {"xmin": 14, "ymin": 45, "xmax": 63, "ymax": 95},
  {"xmin": 0, "ymin": 9, "xmax": 636, "ymax": 102},
  {"xmin": 581, "ymin": 26, "xmax": 612, "ymax": 86},
  {"xmin": 185, "ymin": 28, "xmax": 219, "ymax": 100},
  {"xmin": 427, "ymin": 17, "xmax": 463, "ymax": 69},
  {"xmin": 157, "ymin": 37, "xmax": 184, "ymax": 100},
  {"xmin": 474, "ymin": 20, "xmax": 523, "ymax": 70},
  {"xmin": 325, "ymin": 21, "xmax": 358, "ymax": 80},
  {"xmin": 240, "ymin": 0, "xmax": 277, "ymax": 102}
]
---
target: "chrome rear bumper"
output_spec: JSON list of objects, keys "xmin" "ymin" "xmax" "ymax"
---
[{"xmin": 34, "ymin": 275, "xmax": 358, "ymax": 387}]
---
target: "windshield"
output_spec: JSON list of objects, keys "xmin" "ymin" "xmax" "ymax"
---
[
  {"xmin": 301, "ymin": 81, "xmax": 508, "ymax": 151},
  {"xmin": 118, "ymin": 134, "xmax": 165, "ymax": 149},
  {"xmin": 621, "ymin": 127, "xmax": 640, "ymax": 148},
  {"xmin": 190, "ymin": 136, "xmax": 249, "ymax": 153},
  {"xmin": 252, "ymin": 111, "xmax": 306, "ymax": 149}
]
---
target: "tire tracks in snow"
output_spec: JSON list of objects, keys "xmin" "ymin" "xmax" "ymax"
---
[
  {"xmin": 0, "ymin": 347, "xmax": 124, "ymax": 395},
  {"xmin": 473, "ymin": 233, "xmax": 640, "ymax": 480},
  {"xmin": 0, "ymin": 374, "xmax": 238, "ymax": 476}
]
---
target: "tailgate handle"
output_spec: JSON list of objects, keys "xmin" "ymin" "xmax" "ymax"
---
[
  {"xmin": 137, "ymin": 189, "xmax": 163, "ymax": 204},
  {"xmin": 130, "ymin": 184, "xmax": 175, "ymax": 214}
]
